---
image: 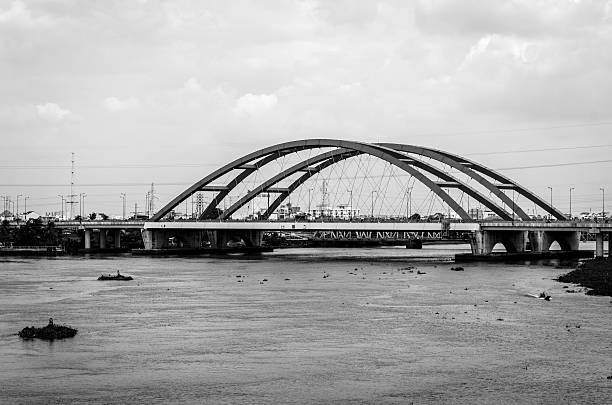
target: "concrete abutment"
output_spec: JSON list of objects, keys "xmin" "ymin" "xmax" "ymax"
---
[{"xmin": 470, "ymin": 229, "xmax": 580, "ymax": 255}]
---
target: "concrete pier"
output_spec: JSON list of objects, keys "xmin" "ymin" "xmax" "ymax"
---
[
  {"xmin": 99, "ymin": 229, "xmax": 107, "ymax": 249},
  {"xmin": 84, "ymin": 229, "xmax": 91, "ymax": 250},
  {"xmin": 114, "ymin": 230, "xmax": 121, "ymax": 248},
  {"xmin": 595, "ymin": 233, "xmax": 604, "ymax": 258}
]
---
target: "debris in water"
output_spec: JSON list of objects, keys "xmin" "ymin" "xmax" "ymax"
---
[{"xmin": 18, "ymin": 318, "xmax": 77, "ymax": 341}]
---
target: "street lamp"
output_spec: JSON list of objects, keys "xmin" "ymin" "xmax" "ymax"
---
[
  {"xmin": 600, "ymin": 188, "xmax": 605, "ymax": 221},
  {"xmin": 24, "ymin": 196, "xmax": 29, "ymax": 219},
  {"xmin": 80, "ymin": 193, "xmax": 87, "ymax": 219},
  {"xmin": 569, "ymin": 187, "xmax": 575, "ymax": 220},
  {"xmin": 307, "ymin": 188, "xmax": 313, "ymax": 215},
  {"xmin": 16, "ymin": 194, "xmax": 22, "ymax": 221},
  {"xmin": 371, "ymin": 190, "xmax": 377, "ymax": 218},
  {"xmin": 547, "ymin": 187, "xmax": 553, "ymax": 220},
  {"xmin": 406, "ymin": 187, "xmax": 413, "ymax": 220},
  {"xmin": 120, "ymin": 193, "xmax": 126, "ymax": 219}
]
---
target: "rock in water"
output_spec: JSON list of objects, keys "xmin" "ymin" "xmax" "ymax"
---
[{"xmin": 18, "ymin": 318, "xmax": 77, "ymax": 340}]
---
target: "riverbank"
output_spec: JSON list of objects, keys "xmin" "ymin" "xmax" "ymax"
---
[{"xmin": 557, "ymin": 258, "xmax": 612, "ymax": 296}]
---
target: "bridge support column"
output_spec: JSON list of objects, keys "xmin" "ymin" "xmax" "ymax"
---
[
  {"xmin": 529, "ymin": 231, "xmax": 580, "ymax": 252},
  {"xmin": 141, "ymin": 229, "xmax": 157, "ymax": 250},
  {"xmin": 114, "ymin": 230, "xmax": 121, "ymax": 248},
  {"xmin": 84, "ymin": 229, "xmax": 91, "ymax": 250},
  {"xmin": 244, "ymin": 230, "xmax": 264, "ymax": 247},
  {"xmin": 100, "ymin": 229, "xmax": 107, "ymax": 249},
  {"xmin": 595, "ymin": 233, "xmax": 604, "ymax": 258},
  {"xmin": 180, "ymin": 230, "xmax": 203, "ymax": 248},
  {"xmin": 208, "ymin": 230, "xmax": 231, "ymax": 249},
  {"xmin": 470, "ymin": 230, "xmax": 528, "ymax": 255},
  {"xmin": 470, "ymin": 231, "xmax": 484, "ymax": 255}
]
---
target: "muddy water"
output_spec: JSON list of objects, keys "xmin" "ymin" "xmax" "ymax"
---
[{"xmin": 1, "ymin": 245, "xmax": 611, "ymax": 404}]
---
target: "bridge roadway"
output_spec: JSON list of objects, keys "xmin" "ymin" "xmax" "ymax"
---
[
  {"xmin": 54, "ymin": 220, "xmax": 612, "ymax": 257},
  {"xmin": 54, "ymin": 219, "xmax": 612, "ymax": 232}
]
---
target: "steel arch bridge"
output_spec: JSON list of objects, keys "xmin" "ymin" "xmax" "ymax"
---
[{"xmin": 151, "ymin": 139, "xmax": 566, "ymax": 223}]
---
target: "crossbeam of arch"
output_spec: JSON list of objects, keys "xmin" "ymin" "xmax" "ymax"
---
[
  {"xmin": 389, "ymin": 145, "xmax": 565, "ymax": 220},
  {"xmin": 222, "ymin": 145, "xmax": 514, "ymax": 221}
]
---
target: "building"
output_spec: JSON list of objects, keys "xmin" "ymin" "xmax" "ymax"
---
[
  {"xmin": 308, "ymin": 204, "xmax": 360, "ymax": 220},
  {"xmin": 0, "ymin": 210, "xmax": 14, "ymax": 221},
  {"xmin": 23, "ymin": 211, "xmax": 41, "ymax": 221},
  {"xmin": 269, "ymin": 203, "xmax": 302, "ymax": 220}
]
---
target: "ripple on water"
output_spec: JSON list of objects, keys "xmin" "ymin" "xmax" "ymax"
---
[{"xmin": 1, "ymin": 247, "xmax": 611, "ymax": 404}]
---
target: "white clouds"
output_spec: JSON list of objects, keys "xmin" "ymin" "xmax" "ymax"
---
[
  {"xmin": 0, "ymin": 0, "xmax": 51, "ymax": 27},
  {"xmin": 36, "ymin": 102, "xmax": 72, "ymax": 121},
  {"xmin": 103, "ymin": 97, "xmax": 140, "ymax": 112},
  {"xmin": 235, "ymin": 93, "xmax": 278, "ymax": 116},
  {"xmin": 183, "ymin": 77, "xmax": 202, "ymax": 92}
]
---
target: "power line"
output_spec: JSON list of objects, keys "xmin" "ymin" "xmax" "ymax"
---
[
  {"xmin": 0, "ymin": 163, "xmax": 221, "ymax": 169},
  {"xmin": 495, "ymin": 159, "xmax": 612, "ymax": 171},
  {"xmin": 0, "ymin": 182, "xmax": 192, "ymax": 187},
  {"xmin": 417, "ymin": 120, "xmax": 612, "ymax": 139},
  {"xmin": 465, "ymin": 144, "xmax": 612, "ymax": 156}
]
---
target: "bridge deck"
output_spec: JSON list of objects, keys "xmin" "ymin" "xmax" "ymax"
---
[
  {"xmin": 53, "ymin": 220, "xmax": 612, "ymax": 233},
  {"xmin": 143, "ymin": 221, "xmax": 479, "ymax": 232}
]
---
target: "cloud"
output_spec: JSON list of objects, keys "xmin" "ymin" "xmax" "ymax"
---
[
  {"xmin": 413, "ymin": 0, "xmax": 609, "ymax": 38},
  {"xmin": 103, "ymin": 96, "xmax": 140, "ymax": 112},
  {"xmin": 0, "ymin": 0, "xmax": 52, "ymax": 27},
  {"xmin": 183, "ymin": 77, "xmax": 202, "ymax": 92},
  {"xmin": 36, "ymin": 102, "xmax": 72, "ymax": 121},
  {"xmin": 235, "ymin": 93, "xmax": 278, "ymax": 116}
]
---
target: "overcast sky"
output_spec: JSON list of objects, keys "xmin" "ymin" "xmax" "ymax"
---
[{"xmin": 1, "ymin": 0, "xmax": 611, "ymax": 217}]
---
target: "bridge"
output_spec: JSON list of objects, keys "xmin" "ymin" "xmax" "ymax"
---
[{"xmin": 54, "ymin": 139, "xmax": 611, "ymax": 258}]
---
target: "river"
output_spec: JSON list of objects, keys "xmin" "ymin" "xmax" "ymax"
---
[{"xmin": 1, "ymin": 244, "xmax": 611, "ymax": 404}]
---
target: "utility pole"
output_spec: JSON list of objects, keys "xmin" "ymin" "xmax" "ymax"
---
[
  {"xmin": 24, "ymin": 196, "xmax": 29, "ymax": 219},
  {"xmin": 133, "ymin": 202, "xmax": 138, "ymax": 219},
  {"xmin": 569, "ymin": 187, "xmax": 575, "ymax": 220}
]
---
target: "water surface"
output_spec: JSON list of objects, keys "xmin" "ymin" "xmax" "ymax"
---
[{"xmin": 1, "ymin": 245, "xmax": 611, "ymax": 404}]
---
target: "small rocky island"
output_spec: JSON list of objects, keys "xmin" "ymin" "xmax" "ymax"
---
[
  {"xmin": 557, "ymin": 258, "xmax": 612, "ymax": 296},
  {"xmin": 18, "ymin": 318, "xmax": 77, "ymax": 340},
  {"xmin": 98, "ymin": 270, "xmax": 133, "ymax": 281}
]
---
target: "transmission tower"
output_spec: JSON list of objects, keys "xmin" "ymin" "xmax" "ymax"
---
[
  {"xmin": 195, "ymin": 193, "xmax": 204, "ymax": 218},
  {"xmin": 66, "ymin": 152, "xmax": 77, "ymax": 219}
]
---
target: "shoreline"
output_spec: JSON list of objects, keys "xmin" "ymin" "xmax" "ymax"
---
[{"xmin": 556, "ymin": 258, "xmax": 612, "ymax": 297}]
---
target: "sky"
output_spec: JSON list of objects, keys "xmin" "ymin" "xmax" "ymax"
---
[{"xmin": 1, "ymin": 0, "xmax": 612, "ymax": 218}]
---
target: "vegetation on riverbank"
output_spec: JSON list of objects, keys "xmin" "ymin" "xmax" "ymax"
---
[{"xmin": 557, "ymin": 258, "xmax": 612, "ymax": 297}]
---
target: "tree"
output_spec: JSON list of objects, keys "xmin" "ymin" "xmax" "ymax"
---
[
  {"xmin": 89, "ymin": 212, "xmax": 97, "ymax": 220},
  {"xmin": 100, "ymin": 213, "xmax": 109, "ymax": 220}
]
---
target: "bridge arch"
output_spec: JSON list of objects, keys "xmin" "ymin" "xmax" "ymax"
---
[{"xmin": 150, "ymin": 139, "xmax": 564, "ymax": 222}]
